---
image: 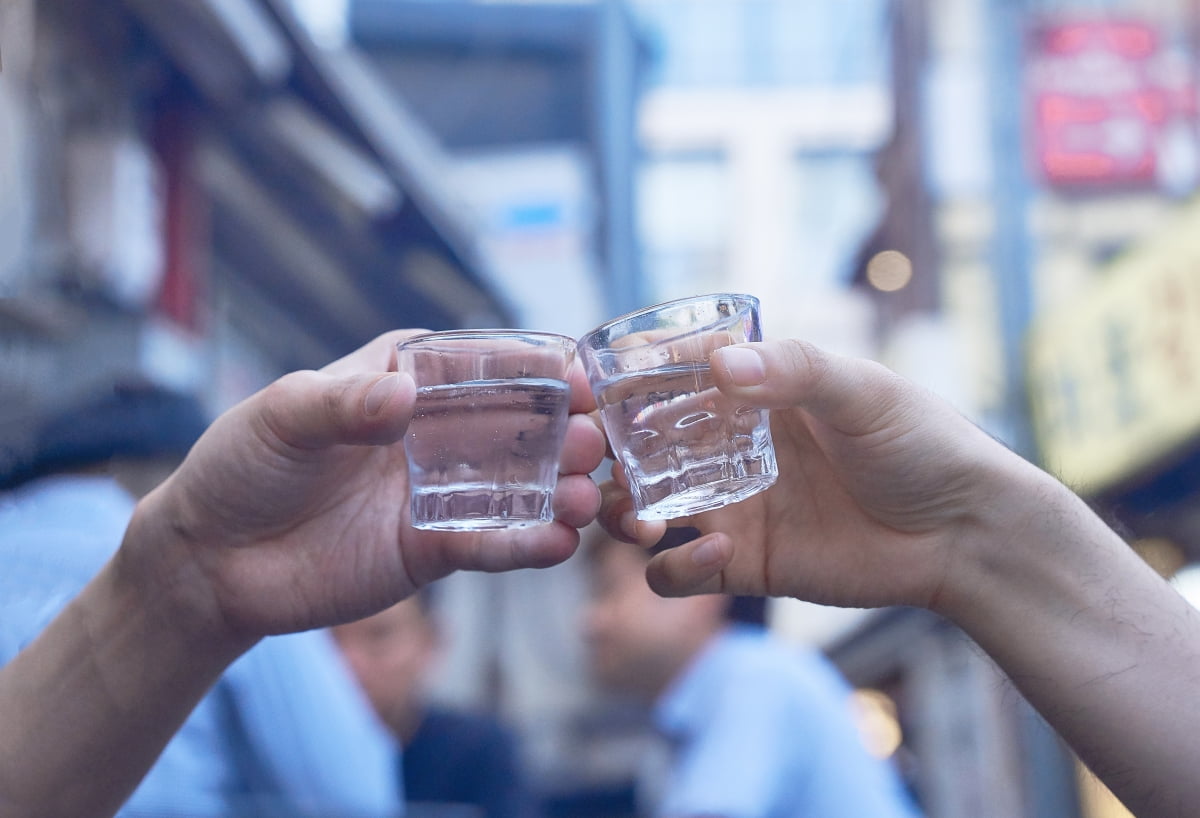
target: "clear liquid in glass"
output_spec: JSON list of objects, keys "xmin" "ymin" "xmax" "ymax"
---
[{"xmin": 406, "ymin": 377, "xmax": 571, "ymax": 530}]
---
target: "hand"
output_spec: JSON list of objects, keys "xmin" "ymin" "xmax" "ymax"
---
[
  {"xmin": 122, "ymin": 330, "xmax": 606, "ymax": 640},
  {"xmin": 597, "ymin": 339, "xmax": 1038, "ymax": 613}
]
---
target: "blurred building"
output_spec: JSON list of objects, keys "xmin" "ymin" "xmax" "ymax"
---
[
  {"xmin": 852, "ymin": 1, "xmax": 1200, "ymax": 817},
  {"xmin": 0, "ymin": 0, "xmax": 510, "ymax": 463},
  {"xmin": 1023, "ymin": 9, "xmax": 1200, "ymax": 817},
  {"xmin": 350, "ymin": 0, "xmax": 647, "ymax": 337},
  {"xmin": 1021, "ymin": 3, "xmax": 1200, "ymax": 571},
  {"xmin": 631, "ymin": 0, "xmax": 891, "ymax": 359}
]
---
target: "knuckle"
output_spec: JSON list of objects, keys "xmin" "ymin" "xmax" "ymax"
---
[
  {"xmin": 263, "ymin": 369, "xmax": 309, "ymax": 401},
  {"xmin": 256, "ymin": 370, "xmax": 319, "ymax": 447},
  {"xmin": 321, "ymin": 377, "xmax": 357, "ymax": 431},
  {"xmin": 864, "ymin": 360, "xmax": 908, "ymax": 402},
  {"xmin": 778, "ymin": 339, "xmax": 828, "ymax": 387},
  {"xmin": 258, "ymin": 371, "xmax": 315, "ymax": 422}
]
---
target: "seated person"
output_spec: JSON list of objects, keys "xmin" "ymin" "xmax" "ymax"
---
[
  {"xmin": 582, "ymin": 526, "xmax": 922, "ymax": 818},
  {"xmin": 334, "ymin": 590, "xmax": 543, "ymax": 818}
]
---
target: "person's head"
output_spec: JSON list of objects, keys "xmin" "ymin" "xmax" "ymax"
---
[
  {"xmin": 1, "ymin": 378, "xmax": 209, "ymax": 497},
  {"xmin": 581, "ymin": 526, "xmax": 765, "ymax": 702},
  {"xmin": 331, "ymin": 591, "xmax": 441, "ymax": 742}
]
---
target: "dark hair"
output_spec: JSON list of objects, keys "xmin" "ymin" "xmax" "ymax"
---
[
  {"xmin": 0, "ymin": 380, "xmax": 209, "ymax": 490},
  {"xmin": 650, "ymin": 527, "xmax": 767, "ymax": 627}
]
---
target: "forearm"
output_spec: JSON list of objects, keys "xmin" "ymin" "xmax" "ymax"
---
[
  {"xmin": 942, "ymin": 461, "xmax": 1200, "ymax": 816},
  {"xmin": 0, "ymin": 498, "xmax": 256, "ymax": 818}
]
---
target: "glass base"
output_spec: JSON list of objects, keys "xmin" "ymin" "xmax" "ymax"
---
[
  {"xmin": 412, "ymin": 518, "xmax": 551, "ymax": 532},
  {"xmin": 410, "ymin": 485, "xmax": 554, "ymax": 531},
  {"xmin": 635, "ymin": 472, "xmax": 777, "ymax": 521}
]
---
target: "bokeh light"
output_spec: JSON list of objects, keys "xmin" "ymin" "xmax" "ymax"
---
[{"xmin": 866, "ymin": 249, "xmax": 914, "ymax": 292}]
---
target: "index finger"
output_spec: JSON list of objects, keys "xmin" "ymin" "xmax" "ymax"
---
[
  {"xmin": 568, "ymin": 359, "xmax": 598, "ymax": 414},
  {"xmin": 322, "ymin": 329, "xmax": 432, "ymax": 377}
]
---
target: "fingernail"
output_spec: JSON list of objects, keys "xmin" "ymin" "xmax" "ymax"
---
[
  {"xmin": 619, "ymin": 511, "xmax": 640, "ymax": 542},
  {"xmin": 690, "ymin": 536, "xmax": 724, "ymax": 567},
  {"xmin": 720, "ymin": 347, "xmax": 766, "ymax": 387},
  {"xmin": 364, "ymin": 374, "xmax": 398, "ymax": 416}
]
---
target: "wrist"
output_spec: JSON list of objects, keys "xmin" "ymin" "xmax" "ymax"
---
[
  {"xmin": 111, "ymin": 483, "xmax": 259, "ymax": 661},
  {"xmin": 929, "ymin": 449, "xmax": 1105, "ymax": 630}
]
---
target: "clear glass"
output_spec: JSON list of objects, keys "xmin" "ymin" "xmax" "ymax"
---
[
  {"xmin": 396, "ymin": 330, "xmax": 576, "ymax": 531},
  {"xmin": 578, "ymin": 293, "xmax": 777, "ymax": 520}
]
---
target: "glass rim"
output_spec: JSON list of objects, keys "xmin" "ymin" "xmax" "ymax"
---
[
  {"xmin": 578, "ymin": 292, "xmax": 759, "ymax": 349},
  {"xmin": 396, "ymin": 328, "xmax": 577, "ymax": 351}
]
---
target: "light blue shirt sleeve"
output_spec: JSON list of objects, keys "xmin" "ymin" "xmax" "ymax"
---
[
  {"xmin": 125, "ymin": 630, "xmax": 404, "ymax": 818},
  {"xmin": 0, "ymin": 477, "xmax": 404, "ymax": 818}
]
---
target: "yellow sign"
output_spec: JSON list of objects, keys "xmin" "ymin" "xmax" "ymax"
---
[{"xmin": 1027, "ymin": 197, "xmax": 1200, "ymax": 493}]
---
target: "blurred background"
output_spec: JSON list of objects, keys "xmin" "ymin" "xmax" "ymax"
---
[{"xmin": 2, "ymin": 0, "xmax": 1199, "ymax": 816}]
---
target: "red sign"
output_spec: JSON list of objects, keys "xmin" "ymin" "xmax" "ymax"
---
[{"xmin": 1027, "ymin": 19, "xmax": 1197, "ymax": 187}]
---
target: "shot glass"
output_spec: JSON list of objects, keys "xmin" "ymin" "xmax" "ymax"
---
[
  {"xmin": 396, "ymin": 330, "xmax": 576, "ymax": 531},
  {"xmin": 578, "ymin": 293, "xmax": 778, "ymax": 521}
]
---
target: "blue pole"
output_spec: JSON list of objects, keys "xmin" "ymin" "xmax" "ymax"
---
[
  {"xmin": 987, "ymin": 0, "xmax": 1036, "ymax": 459},
  {"xmin": 594, "ymin": 0, "xmax": 646, "ymax": 317}
]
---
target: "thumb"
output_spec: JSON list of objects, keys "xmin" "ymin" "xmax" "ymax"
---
[
  {"xmin": 710, "ymin": 340, "xmax": 906, "ymax": 432},
  {"xmin": 644, "ymin": 533, "xmax": 735, "ymax": 597},
  {"xmin": 257, "ymin": 370, "xmax": 416, "ymax": 450}
]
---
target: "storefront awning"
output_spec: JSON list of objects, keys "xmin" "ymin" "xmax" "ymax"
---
[{"xmin": 123, "ymin": 0, "xmax": 512, "ymax": 355}]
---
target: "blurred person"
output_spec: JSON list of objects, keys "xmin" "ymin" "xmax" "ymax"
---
[
  {"xmin": 582, "ymin": 526, "xmax": 921, "ymax": 818},
  {"xmin": 597, "ymin": 337, "xmax": 1200, "ymax": 818},
  {"xmin": 0, "ymin": 329, "xmax": 608, "ymax": 818},
  {"xmin": 0, "ymin": 380, "xmax": 402, "ymax": 817},
  {"xmin": 333, "ymin": 591, "xmax": 543, "ymax": 818}
]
